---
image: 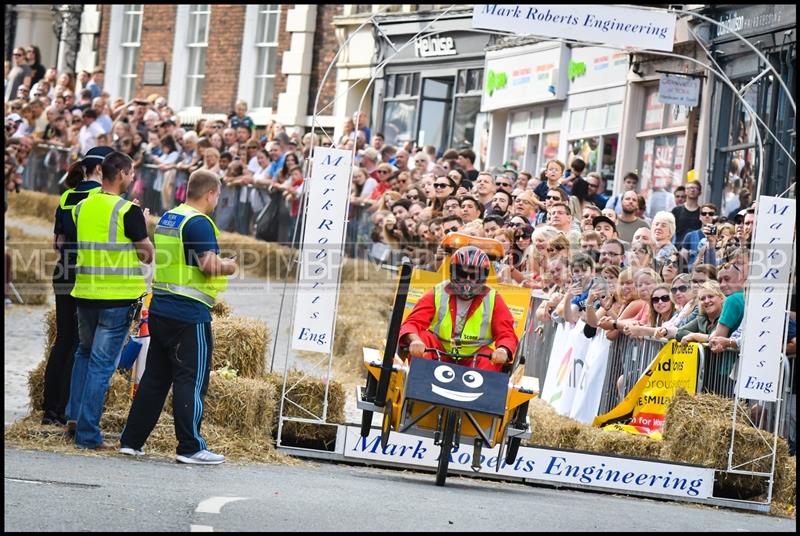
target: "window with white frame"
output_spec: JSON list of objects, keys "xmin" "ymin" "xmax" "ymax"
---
[
  {"xmin": 253, "ymin": 5, "xmax": 281, "ymax": 110},
  {"xmin": 505, "ymin": 106, "xmax": 562, "ymax": 173},
  {"xmin": 567, "ymin": 102, "xmax": 622, "ymax": 187},
  {"xmin": 119, "ymin": 5, "xmax": 143, "ymax": 101},
  {"xmin": 185, "ymin": 5, "xmax": 211, "ymax": 108}
]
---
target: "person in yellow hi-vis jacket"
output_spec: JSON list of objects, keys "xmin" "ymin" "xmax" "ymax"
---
[
  {"xmin": 120, "ymin": 170, "xmax": 237, "ymax": 464},
  {"xmin": 66, "ymin": 150, "xmax": 154, "ymax": 450}
]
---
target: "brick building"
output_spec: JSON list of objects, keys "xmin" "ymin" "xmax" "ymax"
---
[{"xmin": 93, "ymin": 4, "xmax": 343, "ymax": 132}]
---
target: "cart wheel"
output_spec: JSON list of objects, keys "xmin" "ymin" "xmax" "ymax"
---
[
  {"xmin": 504, "ymin": 401, "xmax": 530, "ymax": 465},
  {"xmin": 380, "ymin": 402, "xmax": 393, "ymax": 450},
  {"xmin": 435, "ymin": 409, "xmax": 458, "ymax": 486}
]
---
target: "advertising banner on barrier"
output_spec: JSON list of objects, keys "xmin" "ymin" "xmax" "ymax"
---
[
  {"xmin": 737, "ymin": 197, "xmax": 796, "ymax": 402},
  {"xmin": 343, "ymin": 427, "xmax": 713, "ymax": 499},
  {"xmin": 291, "ymin": 148, "xmax": 352, "ymax": 354},
  {"xmin": 472, "ymin": 5, "xmax": 677, "ymax": 52},
  {"xmin": 593, "ymin": 341, "xmax": 699, "ymax": 438}
]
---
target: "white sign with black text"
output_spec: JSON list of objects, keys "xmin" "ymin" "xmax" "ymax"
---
[
  {"xmin": 737, "ymin": 197, "xmax": 796, "ymax": 402},
  {"xmin": 415, "ymin": 34, "xmax": 457, "ymax": 58},
  {"xmin": 343, "ymin": 427, "xmax": 714, "ymax": 499},
  {"xmin": 472, "ymin": 5, "xmax": 676, "ymax": 52},
  {"xmin": 658, "ymin": 74, "xmax": 701, "ymax": 107},
  {"xmin": 291, "ymin": 148, "xmax": 353, "ymax": 354}
]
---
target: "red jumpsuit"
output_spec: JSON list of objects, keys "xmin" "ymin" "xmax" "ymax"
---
[{"xmin": 398, "ymin": 288, "xmax": 518, "ymax": 372}]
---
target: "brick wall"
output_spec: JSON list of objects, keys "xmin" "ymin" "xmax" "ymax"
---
[
  {"xmin": 135, "ymin": 5, "xmax": 178, "ymax": 99},
  {"xmin": 271, "ymin": 5, "xmax": 291, "ymax": 110},
  {"xmin": 202, "ymin": 5, "xmax": 246, "ymax": 114},
  {"xmin": 97, "ymin": 5, "xmax": 111, "ymax": 69},
  {"xmin": 306, "ymin": 5, "xmax": 342, "ymax": 116}
]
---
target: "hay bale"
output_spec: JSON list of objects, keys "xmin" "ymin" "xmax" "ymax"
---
[
  {"xmin": 28, "ymin": 359, "xmax": 131, "ymax": 413},
  {"xmin": 525, "ymin": 398, "xmax": 588, "ymax": 450},
  {"xmin": 211, "ymin": 316, "xmax": 269, "ymax": 379},
  {"xmin": 267, "ymin": 371, "xmax": 346, "ymax": 444},
  {"xmin": 204, "ymin": 373, "xmax": 277, "ymax": 438},
  {"xmin": 661, "ymin": 389, "xmax": 791, "ymax": 499},
  {"xmin": 44, "ymin": 307, "xmax": 57, "ymax": 355},
  {"xmin": 211, "ymin": 299, "xmax": 232, "ymax": 318},
  {"xmin": 7, "ymin": 190, "xmax": 60, "ymax": 221},
  {"xmin": 772, "ymin": 455, "xmax": 796, "ymax": 516},
  {"xmin": 575, "ymin": 427, "xmax": 663, "ymax": 459},
  {"xmin": 6, "ymin": 234, "xmax": 57, "ymax": 306}
]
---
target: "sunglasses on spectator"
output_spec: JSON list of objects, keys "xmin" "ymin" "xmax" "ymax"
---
[
  {"xmin": 671, "ymin": 285, "xmax": 689, "ymax": 294},
  {"xmin": 434, "ymin": 183, "xmax": 451, "ymax": 189},
  {"xmin": 651, "ymin": 295, "xmax": 671, "ymax": 304},
  {"xmin": 516, "ymin": 232, "xmax": 532, "ymax": 240},
  {"xmin": 496, "ymin": 181, "xmax": 511, "ymax": 188},
  {"xmin": 664, "ymin": 259, "xmax": 680, "ymax": 267},
  {"xmin": 378, "ymin": 169, "xmax": 391, "ymax": 174},
  {"xmin": 586, "ymin": 182, "xmax": 599, "ymax": 188},
  {"xmin": 443, "ymin": 226, "xmax": 459, "ymax": 234},
  {"xmin": 546, "ymin": 195, "xmax": 561, "ymax": 201},
  {"xmin": 700, "ymin": 211, "xmax": 716, "ymax": 216}
]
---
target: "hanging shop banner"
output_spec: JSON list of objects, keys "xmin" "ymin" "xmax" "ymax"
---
[
  {"xmin": 291, "ymin": 148, "xmax": 352, "ymax": 354},
  {"xmin": 343, "ymin": 427, "xmax": 714, "ymax": 499},
  {"xmin": 593, "ymin": 340, "xmax": 699, "ymax": 439},
  {"xmin": 658, "ymin": 74, "xmax": 701, "ymax": 107},
  {"xmin": 737, "ymin": 197, "xmax": 796, "ymax": 402},
  {"xmin": 472, "ymin": 5, "xmax": 676, "ymax": 52}
]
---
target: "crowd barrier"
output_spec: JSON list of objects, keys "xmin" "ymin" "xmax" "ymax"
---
[
  {"xmin": 520, "ymin": 305, "xmax": 795, "ymax": 440},
  {"xmin": 21, "ymin": 143, "xmax": 73, "ymax": 195}
]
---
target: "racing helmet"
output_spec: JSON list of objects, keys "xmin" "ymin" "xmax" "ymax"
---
[{"xmin": 446, "ymin": 246, "xmax": 490, "ymax": 299}]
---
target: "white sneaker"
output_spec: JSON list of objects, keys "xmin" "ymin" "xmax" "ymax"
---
[
  {"xmin": 176, "ymin": 449, "xmax": 224, "ymax": 465},
  {"xmin": 119, "ymin": 446, "xmax": 145, "ymax": 456}
]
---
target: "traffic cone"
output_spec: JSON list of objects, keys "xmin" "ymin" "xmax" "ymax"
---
[{"xmin": 132, "ymin": 308, "xmax": 151, "ymax": 395}]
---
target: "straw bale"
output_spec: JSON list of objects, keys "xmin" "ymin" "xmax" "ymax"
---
[
  {"xmin": 211, "ymin": 299, "xmax": 233, "ymax": 318},
  {"xmin": 7, "ymin": 190, "xmax": 60, "ymax": 221},
  {"xmin": 266, "ymin": 371, "xmax": 346, "ymax": 443},
  {"xmin": 211, "ymin": 316, "xmax": 270, "ymax": 379},
  {"xmin": 575, "ymin": 427, "xmax": 663, "ymax": 459},
  {"xmin": 203, "ymin": 374, "xmax": 277, "ymax": 438},
  {"xmin": 525, "ymin": 398, "xmax": 588, "ymax": 450},
  {"xmin": 6, "ymin": 236, "xmax": 55, "ymax": 305},
  {"xmin": 28, "ymin": 359, "xmax": 132, "ymax": 413},
  {"xmin": 44, "ymin": 307, "xmax": 57, "ymax": 355},
  {"xmin": 772, "ymin": 455, "xmax": 796, "ymax": 516}
]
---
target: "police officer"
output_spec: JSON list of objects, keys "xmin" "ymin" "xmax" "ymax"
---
[
  {"xmin": 66, "ymin": 150, "xmax": 153, "ymax": 450},
  {"xmin": 120, "ymin": 169, "xmax": 237, "ymax": 464},
  {"xmin": 41, "ymin": 146, "xmax": 111, "ymax": 426}
]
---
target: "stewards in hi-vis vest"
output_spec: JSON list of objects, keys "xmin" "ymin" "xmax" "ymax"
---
[
  {"xmin": 66, "ymin": 151, "xmax": 154, "ymax": 450},
  {"xmin": 120, "ymin": 170, "xmax": 237, "ymax": 464}
]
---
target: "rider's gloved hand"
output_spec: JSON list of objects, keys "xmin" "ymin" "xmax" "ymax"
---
[
  {"xmin": 491, "ymin": 347, "xmax": 510, "ymax": 365},
  {"xmin": 409, "ymin": 340, "xmax": 426, "ymax": 357}
]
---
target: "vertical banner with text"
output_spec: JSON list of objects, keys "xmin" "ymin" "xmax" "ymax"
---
[
  {"xmin": 291, "ymin": 148, "xmax": 353, "ymax": 354},
  {"xmin": 737, "ymin": 197, "xmax": 796, "ymax": 402}
]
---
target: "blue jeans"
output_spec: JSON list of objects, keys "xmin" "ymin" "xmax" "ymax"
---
[{"xmin": 66, "ymin": 305, "xmax": 133, "ymax": 448}]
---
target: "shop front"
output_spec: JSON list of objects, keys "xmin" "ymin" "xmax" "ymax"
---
[
  {"xmin": 481, "ymin": 41, "xmax": 569, "ymax": 174},
  {"xmin": 373, "ymin": 10, "xmax": 490, "ymax": 154},
  {"xmin": 563, "ymin": 46, "xmax": 630, "ymax": 193},
  {"xmin": 704, "ymin": 5, "xmax": 796, "ymax": 204}
]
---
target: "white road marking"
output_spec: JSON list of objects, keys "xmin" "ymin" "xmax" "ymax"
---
[
  {"xmin": 190, "ymin": 524, "xmax": 214, "ymax": 532},
  {"xmin": 195, "ymin": 496, "xmax": 247, "ymax": 514},
  {"xmin": 6, "ymin": 478, "xmax": 44, "ymax": 485}
]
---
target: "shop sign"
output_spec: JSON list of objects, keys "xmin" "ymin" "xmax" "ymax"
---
[
  {"xmin": 568, "ymin": 47, "xmax": 629, "ymax": 91},
  {"xmin": 481, "ymin": 44, "xmax": 568, "ymax": 111},
  {"xmin": 657, "ymin": 74, "xmax": 700, "ymax": 107},
  {"xmin": 414, "ymin": 34, "xmax": 457, "ymax": 58},
  {"xmin": 715, "ymin": 5, "xmax": 793, "ymax": 39},
  {"xmin": 472, "ymin": 4, "xmax": 676, "ymax": 52}
]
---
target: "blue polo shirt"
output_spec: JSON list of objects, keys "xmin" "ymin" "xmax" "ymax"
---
[
  {"xmin": 150, "ymin": 215, "xmax": 219, "ymax": 324},
  {"xmin": 719, "ymin": 290, "xmax": 745, "ymax": 334}
]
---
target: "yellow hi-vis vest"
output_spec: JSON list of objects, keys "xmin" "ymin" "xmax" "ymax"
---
[
  {"xmin": 71, "ymin": 192, "xmax": 146, "ymax": 300},
  {"xmin": 152, "ymin": 203, "xmax": 227, "ymax": 308},
  {"xmin": 428, "ymin": 282, "xmax": 496, "ymax": 356},
  {"xmin": 59, "ymin": 185, "xmax": 102, "ymax": 212}
]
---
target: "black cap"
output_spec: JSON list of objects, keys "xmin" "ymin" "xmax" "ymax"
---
[
  {"xmin": 82, "ymin": 146, "xmax": 115, "ymax": 165},
  {"xmin": 592, "ymin": 215, "xmax": 617, "ymax": 232}
]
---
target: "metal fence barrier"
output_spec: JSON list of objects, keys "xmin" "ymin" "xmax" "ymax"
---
[
  {"xmin": 21, "ymin": 143, "xmax": 73, "ymax": 195},
  {"xmin": 520, "ymin": 292, "xmax": 557, "ymax": 383}
]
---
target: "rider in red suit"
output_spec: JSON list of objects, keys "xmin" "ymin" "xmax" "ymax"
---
[{"xmin": 398, "ymin": 246, "xmax": 518, "ymax": 372}]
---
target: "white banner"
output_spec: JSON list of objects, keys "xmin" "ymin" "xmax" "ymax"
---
[
  {"xmin": 541, "ymin": 321, "xmax": 591, "ymax": 415},
  {"xmin": 482, "ymin": 43, "xmax": 568, "ymax": 111},
  {"xmin": 658, "ymin": 74, "xmax": 701, "ymax": 107},
  {"xmin": 291, "ymin": 148, "xmax": 353, "ymax": 354},
  {"xmin": 737, "ymin": 197, "xmax": 796, "ymax": 401},
  {"xmin": 569, "ymin": 331, "xmax": 612, "ymax": 423},
  {"xmin": 343, "ymin": 427, "xmax": 713, "ymax": 499},
  {"xmin": 472, "ymin": 5, "xmax": 676, "ymax": 52}
]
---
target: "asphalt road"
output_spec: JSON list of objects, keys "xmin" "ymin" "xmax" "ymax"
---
[{"xmin": 4, "ymin": 448, "xmax": 794, "ymax": 532}]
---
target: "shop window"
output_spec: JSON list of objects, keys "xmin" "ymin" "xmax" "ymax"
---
[
  {"xmin": 383, "ymin": 100, "xmax": 416, "ymax": 146},
  {"xmin": 452, "ymin": 96, "xmax": 480, "ymax": 149},
  {"xmin": 543, "ymin": 106, "xmax": 561, "ymax": 131},
  {"xmin": 456, "ymin": 68, "xmax": 483, "ymax": 93},
  {"xmin": 606, "ymin": 103, "xmax": 622, "ymax": 129},
  {"xmin": 642, "ymin": 85, "xmax": 687, "ymax": 130},
  {"xmin": 639, "ymin": 134, "xmax": 686, "ymax": 199},
  {"xmin": 509, "ymin": 111, "xmax": 528, "ymax": 137}
]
